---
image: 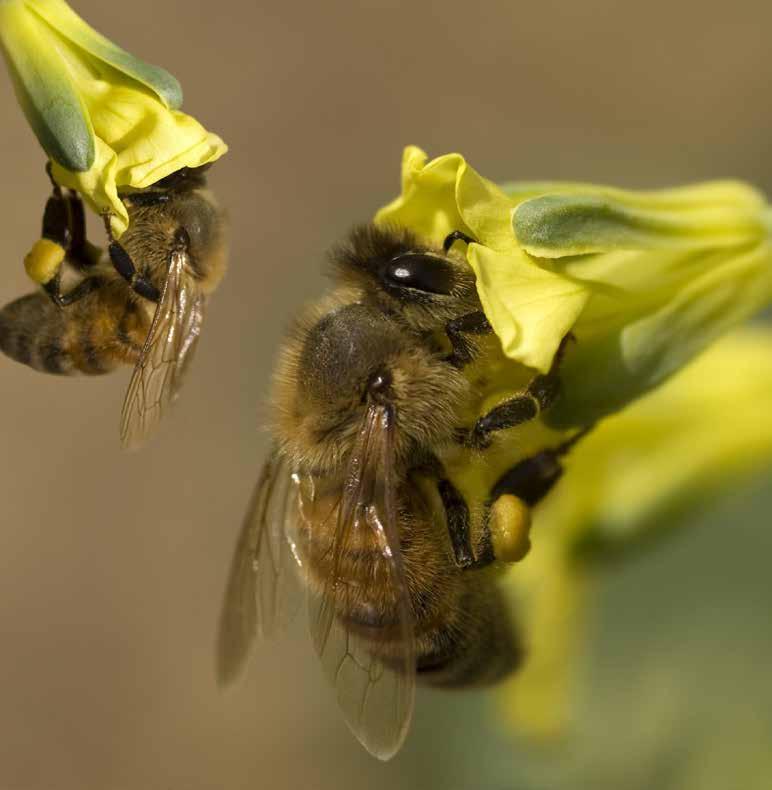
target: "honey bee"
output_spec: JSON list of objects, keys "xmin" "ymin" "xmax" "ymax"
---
[
  {"xmin": 0, "ymin": 164, "xmax": 227, "ymax": 448},
  {"xmin": 217, "ymin": 224, "xmax": 585, "ymax": 759}
]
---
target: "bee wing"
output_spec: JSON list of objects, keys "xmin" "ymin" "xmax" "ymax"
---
[
  {"xmin": 120, "ymin": 250, "xmax": 205, "ymax": 450},
  {"xmin": 216, "ymin": 452, "xmax": 307, "ymax": 685},
  {"xmin": 307, "ymin": 403, "xmax": 416, "ymax": 761}
]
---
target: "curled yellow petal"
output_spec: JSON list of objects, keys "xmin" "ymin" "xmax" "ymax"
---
[
  {"xmin": 466, "ymin": 245, "xmax": 589, "ymax": 373},
  {"xmin": 375, "ymin": 146, "xmax": 470, "ymax": 242}
]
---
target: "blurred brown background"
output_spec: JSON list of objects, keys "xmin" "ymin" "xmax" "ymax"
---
[{"xmin": 1, "ymin": 1, "xmax": 772, "ymax": 788}]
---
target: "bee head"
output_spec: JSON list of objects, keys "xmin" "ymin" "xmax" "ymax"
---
[{"xmin": 329, "ymin": 224, "xmax": 480, "ymax": 331}]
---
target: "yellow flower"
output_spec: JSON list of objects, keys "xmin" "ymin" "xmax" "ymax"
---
[
  {"xmin": 498, "ymin": 326, "xmax": 772, "ymax": 736},
  {"xmin": 376, "ymin": 147, "xmax": 772, "ymax": 426},
  {"xmin": 0, "ymin": 0, "xmax": 226, "ymax": 236}
]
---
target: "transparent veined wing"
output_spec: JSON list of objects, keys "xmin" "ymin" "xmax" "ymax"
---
[
  {"xmin": 217, "ymin": 452, "xmax": 307, "ymax": 685},
  {"xmin": 306, "ymin": 403, "xmax": 416, "ymax": 761},
  {"xmin": 120, "ymin": 249, "xmax": 205, "ymax": 449}
]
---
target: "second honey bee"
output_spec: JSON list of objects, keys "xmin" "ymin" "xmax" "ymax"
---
[
  {"xmin": 0, "ymin": 164, "xmax": 227, "ymax": 447},
  {"xmin": 218, "ymin": 224, "xmax": 585, "ymax": 759}
]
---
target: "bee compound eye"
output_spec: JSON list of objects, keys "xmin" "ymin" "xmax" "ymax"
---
[{"xmin": 383, "ymin": 253, "xmax": 455, "ymax": 295}]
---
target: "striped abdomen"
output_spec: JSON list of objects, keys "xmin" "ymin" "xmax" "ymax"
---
[
  {"xmin": 302, "ymin": 483, "xmax": 521, "ymax": 689},
  {"xmin": 0, "ymin": 284, "xmax": 147, "ymax": 375}
]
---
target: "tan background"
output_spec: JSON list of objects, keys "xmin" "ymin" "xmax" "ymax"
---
[{"xmin": 1, "ymin": 1, "xmax": 772, "ymax": 788}]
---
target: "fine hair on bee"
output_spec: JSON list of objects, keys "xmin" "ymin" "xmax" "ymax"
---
[
  {"xmin": 218, "ymin": 222, "xmax": 587, "ymax": 759},
  {"xmin": 0, "ymin": 164, "xmax": 227, "ymax": 447}
]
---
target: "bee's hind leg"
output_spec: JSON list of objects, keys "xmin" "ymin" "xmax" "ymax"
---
[
  {"xmin": 42, "ymin": 164, "xmax": 101, "ymax": 271},
  {"xmin": 440, "ymin": 429, "xmax": 593, "ymax": 570},
  {"xmin": 28, "ymin": 166, "xmax": 103, "ymax": 307},
  {"xmin": 43, "ymin": 274, "xmax": 102, "ymax": 308},
  {"xmin": 486, "ymin": 429, "xmax": 593, "ymax": 563},
  {"xmin": 438, "ymin": 477, "xmax": 496, "ymax": 570}
]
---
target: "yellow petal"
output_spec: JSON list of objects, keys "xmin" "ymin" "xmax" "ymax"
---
[
  {"xmin": 50, "ymin": 81, "xmax": 228, "ymax": 236},
  {"xmin": 375, "ymin": 146, "xmax": 471, "ymax": 243},
  {"xmin": 466, "ymin": 245, "xmax": 589, "ymax": 373},
  {"xmin": 455, "ymin": 162, "xmax": 519, "ymax": 252}
]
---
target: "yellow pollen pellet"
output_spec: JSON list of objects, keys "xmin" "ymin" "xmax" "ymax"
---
[
  {"xmin": 24, "ymin": 239, "xmax": 65, "ymax": 285},
  {"xmin": 490, "ymin": 494, "xmax": 533, "ymax": 563}
]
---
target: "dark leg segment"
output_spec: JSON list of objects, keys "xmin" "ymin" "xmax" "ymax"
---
[
  {"xmin": 437, "ymin": 477, "xmax": 494, "ymax": 569},
  {"xmin": 443, "ymin": 230, "xmax": 477, "ymax": 253},
  {"xmin": 63, "ymin": 193, "xmax": 102, "ymax": 271},
  {"xmin": 43, "ymin": 276, "xmax": 102, "ymax": 308},
  {"xmin": 467, "ymin": 371, "xmax": 560, "ymax": 448},
  {"xmin": 37, "ymin": 166, "xmax": 101, "ymax": 307},
  {"xmin": 102, "ymin": 216, "xmax": 160, "ymax": 303},
  {"xmin": 444, "ymin": 310, "xmax": 492, "ymax": 367},
  {"xmin": 41, "ymin": 191, "xmax": 72, "ymax": 249},
  {"xmin": 438, "ymin": 478, "xmax": 475, "ymax": 568},
  {"xmin": 465, "ymin": 335, "xmax": 573, "ymax": 448},
  {"xmin": 492, "ymin": 450, "xmax": 565, "ymax": 506},
  {"xmin": 42, "ymin": 163, "xmax": 93, "ymax": 265},
  {"xmin": 492, "ymin": 428, "xmax": 592, "ymax": 506},
  {"xmin": 124, "ymin": 191, "xmax": 170, "ymax": 207}
]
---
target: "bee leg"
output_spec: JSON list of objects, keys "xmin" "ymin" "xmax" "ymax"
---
[
  {"xmin": 124, "ymin": 191, "xmax": 170, "ymax": 207},
  {"xmin": 102, "ymin": 216, "xmax": 161, "ymax": 303},
  {"xmin": 493, "ymin": 448, "xmax": 566, "ymax": 507},
  {"xmin": 445, "ymin": 311, "xmax": 492, "ymax": 368},
  {"xmin": 484, "ymin": 430, "xmax": 591, "ymax": 564},
  {"xmin": 464, "ymin": 334, "xmax": 574, "ymax": 448},
  {"xmin": 29, "ymin": 169, "xmax": 101, "ymax": 304},
  {"xmin": 26, "ymin": 188, "xmax": 71, "ymax": 293},
  {"xmin": 438, "ymin": 477, "xmax": 496, "ymax": 569},
  {"xmin": 442, "ymin": 230, "xmax": 477, "ymax": 253},
  {"xmin": 43, "ymin": 275, "xmax": 102, "ymax": 308},
  {"xmin": 64, "ymin": 191, "xmax": 102, "ymax": 271}
]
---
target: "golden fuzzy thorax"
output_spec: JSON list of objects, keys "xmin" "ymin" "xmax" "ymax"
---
[{"xmin": 272, "ymin": 286, "xmax": 472, "ymax": 475}]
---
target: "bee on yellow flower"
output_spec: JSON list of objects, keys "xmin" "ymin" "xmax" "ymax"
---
[
  {"xmin": 218, "ymin": 147, "xmax": 772, "ymax": 758},
  {"xmin": 0, "ymin": 0, "xmax": 228, "ymax": 446}
]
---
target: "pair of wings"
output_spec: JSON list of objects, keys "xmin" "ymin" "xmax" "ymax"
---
[
  {"xmin": 217, "ymin": 403, "xmax": 417, "ymax": 761},
  {"xmin": 120, "ymin": 249, "xmax": 205, "ymax": 449}
]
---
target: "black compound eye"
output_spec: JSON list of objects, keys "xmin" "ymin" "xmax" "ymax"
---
[{"xmin": 383, "ymin": 253, "xmax": 455, "ymax": 295}]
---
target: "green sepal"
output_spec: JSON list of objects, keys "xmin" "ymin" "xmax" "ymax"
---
[
  {"xmin": 513, "ymin": 183, "xmax": 767, "ymax": 258},
  {"xmin": 28, "ymin": 0, "xmax": 183, "ymax": 109},
  {"xmin": 0, "ymin": 0, "xmax": 94, "ymax": 170}
]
